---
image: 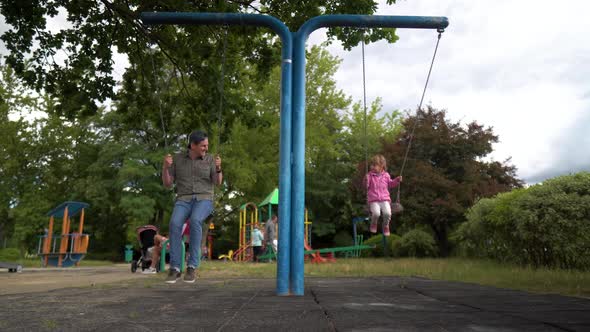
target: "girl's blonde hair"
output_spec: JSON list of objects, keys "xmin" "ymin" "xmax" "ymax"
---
[{"xmin": 370, "ymin": 154, "xmax": 387, "ymax": 170}]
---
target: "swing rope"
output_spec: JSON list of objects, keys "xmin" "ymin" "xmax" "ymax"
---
[
  {"xmin": 216, "ymin": 27, "xmax": 229, "ymax": 155},
  {"xmin": 360, "ymin": 29, "xmax": 444, "ymax": 212},
  {"xmin": 399, "ymin": 29, "xmax": 444, "ymax": 177},
  {"xmin": 150, "ymin": 46, "xmax": 168, "ymax": 150},
  {"xmin": 394, "ymin": 29, "xmax": 444, "ymax": 210},
  {"xmin": 361, "ymin": 32, "xmax": 369, "ymax": 176}
]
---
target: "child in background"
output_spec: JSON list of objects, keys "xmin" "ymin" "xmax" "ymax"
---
[
  {"xmin": 364, "ymin": 154, "xmax": 402, "ymax": 236},
  {"xmin": 251, "ymin": 224, "xmax": 264, "ymax": 262}
]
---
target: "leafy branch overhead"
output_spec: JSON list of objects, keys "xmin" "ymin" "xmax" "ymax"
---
[{"xmin": 0, "ymin": 0, "xmax": 398, "ymax": 120}]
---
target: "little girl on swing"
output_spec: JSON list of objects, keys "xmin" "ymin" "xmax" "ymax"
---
[{"xmin": 364, "ymin": 154, "xmax": 402, "ymax": 236}]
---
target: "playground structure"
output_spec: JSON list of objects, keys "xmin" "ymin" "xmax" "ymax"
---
[
  {"xmin": 235, "ymin": 202, "xmax": 258, "ymax": 261},
  {"xmin": 158, "ymin": 239, "xmax": 186, "ymax": 272},
  {"xmin": 259, "ymin": 188, "xmax": 313, "ymax": 253},
  {"xmin": 299, "ymin": 216, "xmax": 375, "ymax": 263},
  {"xmin": 37, "ymin": 201, "xmax": 90, "ymax": 267},
  {"xmin": 233, "ymin": 188, "xmax": 314, "ymax": 262},
  {"xmin": 233, "ymin": 188, "xmax": 373, "ymax": 263},
  {"xmin": 221, "ymin": 201, "xmax": 378, "ymax": 264}
]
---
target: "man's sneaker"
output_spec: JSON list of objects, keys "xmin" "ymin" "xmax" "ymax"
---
[
  {"xmin": 369, "ymin": 221, "xmax": 378, "ymax": 233},
  {"xmin": 165, "ymin": 269, "xmax": 181, "ymax": 284},
  {"xmin": 142, "ymin": 267, "xmax": 157, "ymax": 274},
  {"xmin": 183, "ymin": 267, "xmax": 196, "ymax": 283},
  {"xmin": 383, "ymin": 223, "xmax": 391, "ymax": 236}
]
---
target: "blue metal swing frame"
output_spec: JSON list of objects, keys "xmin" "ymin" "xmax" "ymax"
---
[{"xmin": 141, "ymin": 12, "xmax": 448, "ymax": 296}]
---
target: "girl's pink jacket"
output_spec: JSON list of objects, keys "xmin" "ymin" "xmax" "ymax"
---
[{"xmin": 365, "ymin": 171, "xmax": 401, "ymax": 203}]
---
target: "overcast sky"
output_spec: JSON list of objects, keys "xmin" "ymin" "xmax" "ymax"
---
[{"xmin": 309, "ymin": 0, "xmax": 590, "ymax": 184}]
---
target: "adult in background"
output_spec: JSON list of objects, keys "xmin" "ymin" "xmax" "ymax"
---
[
  {"xmin": 264, "ymin": 214, "xmax": 278, "ymax": 253},
  {"xmin": 162, "ymin": 130, "xmax": 223, "ymax": 283}
]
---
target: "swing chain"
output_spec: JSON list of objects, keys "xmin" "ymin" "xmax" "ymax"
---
[{"xmin": 361, "ymin": 29, "xmax": 368, "ymax": 177}]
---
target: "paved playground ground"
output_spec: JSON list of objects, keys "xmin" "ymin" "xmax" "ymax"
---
[{"xmin": 1, "ymin": 265, "xmax": 589, "ymax": 331}]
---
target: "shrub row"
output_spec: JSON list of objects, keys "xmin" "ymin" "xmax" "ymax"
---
[{"xmin": 454, "ymin": 172, "xmax": 590, "ymax": 269}]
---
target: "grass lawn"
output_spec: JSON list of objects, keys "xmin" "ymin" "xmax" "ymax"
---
[
  {"xmin": 200, "ymin": 257, "xmax": 590, "ymax": 298},
  {"xmin": 5, "ymin": 255, "xmax": 589, "ymax": 298}
]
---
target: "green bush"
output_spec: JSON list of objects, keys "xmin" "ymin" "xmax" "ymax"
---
[
  {"xmin": 360, "ymin": 234, "xmax": 401, "ymax": 257},
  {"xmin": 0, "ymin": 248, "xmax": 21, "ymax": 261},
  {"xmin": 453, "ymin": 191, "xmax": 527, "ymax": 262},
  {"xmin": 393, "ymin": 229, "xmax": 438, "ymax": 257},
  {"xmin": 451, "ymin": 198, "xmax": 491, "ymax": 258},
  {"xmin": 333, "ymin": 231, "xmax": 354, "ymax": 247},
  {"xmin": 455, "ymin": 172, "xmax": 590, "ymax": 269}
]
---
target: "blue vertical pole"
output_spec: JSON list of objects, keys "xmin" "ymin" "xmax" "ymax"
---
[
  {"xmin": 290, "ymin": 31, "xmax": 306, "ymax": 295},
  {"xmin": 276, "ymin": 33, "xmax": 293, "ymax": 296}
]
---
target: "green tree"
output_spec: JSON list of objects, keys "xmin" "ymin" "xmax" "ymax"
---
[
  {"xmin": 0, "ymin": 63, "xmax": 48, "ymax": 249},
  {"xmin": 373, "ymin": 106, "xmax": 523, "ymax": 256},
  {"xmin": 304, "ymin": 45, "xmax": 351, "ymax": 239},
  {"xmin": 0, "ymin": 69, "xmax": 164, "ymax": 254}
]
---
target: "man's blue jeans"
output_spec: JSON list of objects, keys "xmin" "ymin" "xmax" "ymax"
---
[{"xmin": 168, "ymin": 198, "xmax": 213, "ymax": 271}]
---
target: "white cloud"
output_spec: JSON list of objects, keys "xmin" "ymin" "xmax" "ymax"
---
[{"xmin": 310, "ymin": 0, "xmax": 590, "ymax": 184}]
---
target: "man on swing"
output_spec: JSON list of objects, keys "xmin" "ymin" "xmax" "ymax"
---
[{"xmin": 162, "ymin": 130, "xmax": 223, "ymax": 283}]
